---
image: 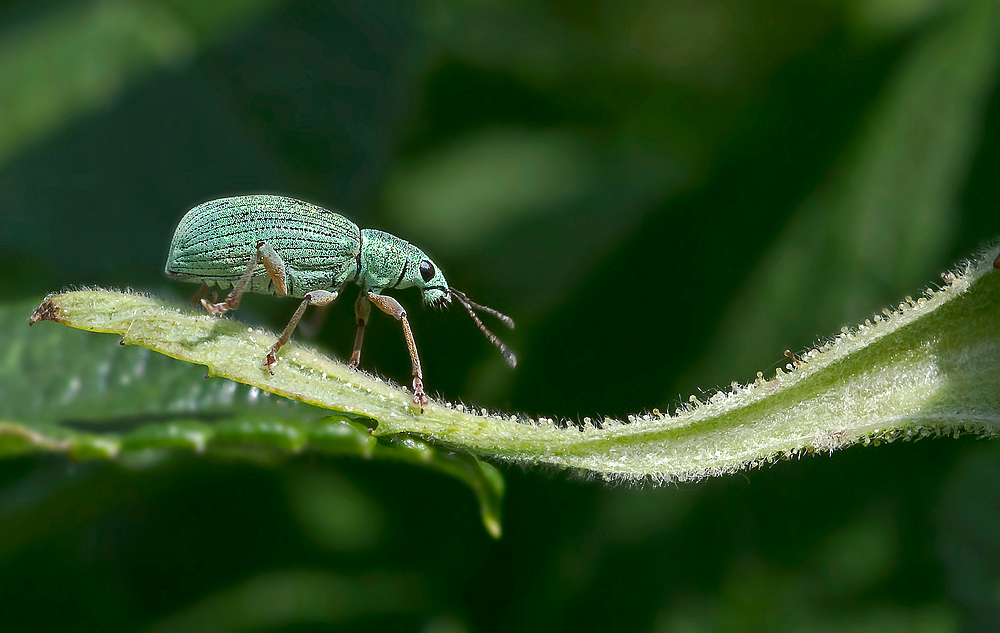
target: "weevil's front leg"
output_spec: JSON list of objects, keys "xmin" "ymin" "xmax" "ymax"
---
[
  {"xmin": 367, "ymin": 293, "xmax": 428, "ymax": 412},
  {"xmin": 264, "ymin": 289, "xmax": 339, "ymax": 374},
  {"xmin": 349, "ymin": 291, "xmax": 372, "ymax": 369},
  {"xmin": 202, "ymin": 241, "xmax": 287, "ymax": 315}
]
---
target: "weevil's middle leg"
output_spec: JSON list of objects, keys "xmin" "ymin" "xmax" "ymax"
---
[
  {"xmin": 349, "ymin": 291, "xmax": 372, "ymax": 369},
  {"xmin": 202, "ymin": 241, "xmax": 287, "ymax": 315},
  {"xmin": 367, "ymin": 293, "xmax": 428, "ymax": 412},
  {"xmin": 264, "ymin": 290, "xmax": 339, "ymax": 374}
]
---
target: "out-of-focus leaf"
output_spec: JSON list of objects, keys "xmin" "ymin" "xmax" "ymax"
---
[
  {"xmin": 937, "ymin": 446, "xmax": 1000, "ymax": 630},
  {"xmin": 0, "ymin": 0, "xmax": 283, "ymax": 166},
  {"xmin": 148, "ymin": 569, "xmax": 430, "ymax": 633},
  {"xmin": 845, "ymin": 0, "xmax": 948, "ymax": 38},
  {"xmin": 286, "ymin": 467, "xmax": 384, "ymax": 552},
  {"xmin": 382, "ymin": 129, "xmax": 600, "ymax": 251},
  {"xmin": 687, "ymin": 0, "xmax": 1000, "ymax": 390},
  {"xmin": 653, "ymin": 552, "xmax": 957, "ymax": 631}
]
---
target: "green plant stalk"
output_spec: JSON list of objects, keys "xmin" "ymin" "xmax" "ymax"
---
[{"xmin": 25, "ymin": 246, "xmax": 1000, "ymax": 482}]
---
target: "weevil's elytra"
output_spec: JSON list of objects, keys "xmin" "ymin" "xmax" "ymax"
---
[{"xmin": 165, "ymin": 195, "xmax": 516, "ymax": 412}]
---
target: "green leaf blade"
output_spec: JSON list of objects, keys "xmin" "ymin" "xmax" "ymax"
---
[{"xmin": 3, "ymin": 301, "xmax": 506, "ymax": 536}]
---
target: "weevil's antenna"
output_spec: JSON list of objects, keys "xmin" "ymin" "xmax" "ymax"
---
[
  {"xmin": 450, "ymin": 288, "xmax": 515, "ymax": 328},
  {"xmin": 450, "ymin": 288, "xmax": 517, "ymax": 368}
]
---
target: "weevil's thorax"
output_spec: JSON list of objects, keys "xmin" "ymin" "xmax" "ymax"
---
[
  {"xmin": 358, "ymin": 229, "xmax": 450, "ymax": 307},
  {"xmin": 357, "ymin": 229, "xmax": 410, "ymax": 290}
]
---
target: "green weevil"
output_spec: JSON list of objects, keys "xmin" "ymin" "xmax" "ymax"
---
[{"xmin": 164, "ymin": 195, "xmax": 515, "ymax": 411}]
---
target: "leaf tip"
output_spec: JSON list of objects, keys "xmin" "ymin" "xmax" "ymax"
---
[
  {"xmin": 483, "ymin": 515, "xmax": 503, "ymax": 539},
  {"xmin": 28, "ymin": 296, "xmax": 62, "ymax": 326}
]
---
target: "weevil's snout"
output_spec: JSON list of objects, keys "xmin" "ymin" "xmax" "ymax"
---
[
  {"xmin": 422, "ymin": 282, "xmax": 450, "ymax": 309},
  {"xmin": 425, "ymin": 289, "xmax": 451, "ymax": 309}
]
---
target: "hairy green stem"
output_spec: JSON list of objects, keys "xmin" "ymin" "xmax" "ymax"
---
[{"xmin": 26, "ymin": 246, "xmax": 1000, "ymax": 482}]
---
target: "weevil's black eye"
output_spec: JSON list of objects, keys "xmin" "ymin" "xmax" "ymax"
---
[{"xmin": 419, "ymin": 260, "xmax": 435, "ymax": 282}]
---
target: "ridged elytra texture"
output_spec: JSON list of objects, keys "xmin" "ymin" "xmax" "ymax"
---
[{"xmin": 165, "ymin": 195, "xmax": 362, "ymax": 298}]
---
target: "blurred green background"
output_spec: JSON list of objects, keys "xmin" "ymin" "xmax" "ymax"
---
[{"xmin": 2, "ymin": 0, "xmax": 1000, "ymax": 630}]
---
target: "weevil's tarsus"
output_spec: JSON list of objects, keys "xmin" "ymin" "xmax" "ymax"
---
[
  {"xmin": 264, "ymin": 289, "xmax": 339, "ymax": 374},
  {"xmin": 368, "ymin": 293, "xmax": 428, "ymax": 411},
  {"xmin": 784, "ymin": 349, "xmax": 803, "ymax": 366},
  {"xmin": 451, "ymin": 289, "xmax": 517, "ymax": 368}
]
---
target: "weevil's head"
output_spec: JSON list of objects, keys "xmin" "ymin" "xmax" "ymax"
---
[{"xmin": 404, "ymin": 247, "xmax": 450, "ymax": 309}]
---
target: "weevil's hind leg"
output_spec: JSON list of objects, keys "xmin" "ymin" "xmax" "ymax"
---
[
  {"xmin": 264, "ymin": 289, "xmax": 339, "ymax": 374},
  {"xmin": 188, "ymin": 283, "xmax": 210, "ymax": 307},
  {"xmin": 367, "ymin": 293, "xmax": 428, "ymax": 412},
  {"xmin": 202, "ymin": 241, "xmax": 287, "ymax": 316},
  {"xmin": 349, "ymin": 291, "xmax": 372, "ymax": 369}
]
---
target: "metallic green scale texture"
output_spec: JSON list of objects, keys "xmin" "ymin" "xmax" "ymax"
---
[
  {"xmin": 165, "ymin": 195, "xmax": 515, "ymax": 411},
  {"xmin": 166, "ymin": 196, "xmax": 361, "ymax": 297}
]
